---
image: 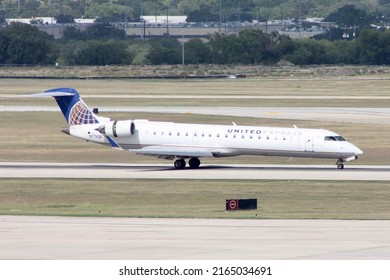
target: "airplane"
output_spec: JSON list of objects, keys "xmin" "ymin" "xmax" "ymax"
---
[{"xmin": 32, "ymin": 87, "xmax": 363, "ymax": 169}]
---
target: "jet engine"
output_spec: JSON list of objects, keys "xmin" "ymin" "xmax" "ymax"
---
[{"xmin": 96, "ymin": 120, "xmax": 135, "ymax": 138}]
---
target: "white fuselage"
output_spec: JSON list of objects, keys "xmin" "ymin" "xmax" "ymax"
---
[{"xmin": 68, "ymin": 119, "xmax": 363, "ymax": 161}]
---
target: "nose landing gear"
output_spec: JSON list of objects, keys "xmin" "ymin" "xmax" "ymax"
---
[
  {"xmin": 336, "ymin": 155, "xmax": 358, "ymax": 169},
  {"xmin": 336, "ymin": 158, "xmax": 345, "ymax": 169}
]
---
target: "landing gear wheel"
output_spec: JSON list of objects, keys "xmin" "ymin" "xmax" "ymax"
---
[
  {"xmin": 189, "ymin": 157, "xmax": 201, "ymax": 169},
  {"xmin": 174, "ymin": 159, "xmax": 186, "ymax": 169},
  {"xmin": 337, "ymin": 163, "xmax": 344, "ymax": 169}
]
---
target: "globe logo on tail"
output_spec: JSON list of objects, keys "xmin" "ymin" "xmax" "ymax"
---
[{"xmin": 68, "ymin": 101, "xmax": 98, "ymax": 125}]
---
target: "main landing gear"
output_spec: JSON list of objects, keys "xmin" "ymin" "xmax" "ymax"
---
[{"xmin": 174, "ymin": 157, "xmax": 201, "ymax": 169}]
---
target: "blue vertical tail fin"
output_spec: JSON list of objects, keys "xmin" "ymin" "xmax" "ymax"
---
[{"xmin": 33, "ymin": 88, "xmax": 99, "ymax": 125}]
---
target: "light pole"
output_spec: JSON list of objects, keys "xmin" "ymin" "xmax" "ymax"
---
[
  {"xmin": 140, "ymin": 0, "xmax": 144, "ymax": 40},
  {"xmin": 219, "ymin": 0, "xmax": 222, "ymax": 32},
  {"xmin": 1, "ymin": 2, "xmax": 7, "ymax": 28},
  {"xmin": 181, "ymin": 30, "xmax": 185, "ymax": 66}
]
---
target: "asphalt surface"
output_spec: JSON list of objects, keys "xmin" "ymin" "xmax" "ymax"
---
[
  {"xmin": 2, "ymin": 105, "xmax": 390, "ymax": 124},
  {"xmin": 2, "ymin": 216, "xmax": 390, "ymax": 260},
  {"xmin": 1, "ymin": 162, "xmax": 390, "ymax": 180}
]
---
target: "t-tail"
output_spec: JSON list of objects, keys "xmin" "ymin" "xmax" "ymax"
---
[
  {"xmin": 31, "ymin": 87, "xmax": 120, "ymax": 148},
  {"xmin": 33, "ymin": 87, "xmax": 100, "ymax": 125}
]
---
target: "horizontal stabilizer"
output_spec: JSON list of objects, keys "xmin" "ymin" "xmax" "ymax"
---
[{"xmin": 30, "ymin": 92, "xmax": 75, "ymax": 98}]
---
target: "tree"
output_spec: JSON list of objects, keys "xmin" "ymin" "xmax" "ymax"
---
[
  {"xmin": 146, "ymin": 38, "xmax": 181, "ymax": 64},
  {"xmin": 235, "ymin": 29, "xmax": 282, "ymax": 64},
  {"xmin": 184, "ymin": 39, "xmax": 212, "ymax": 64},
  {"xmin": 58, "ymin": 41, "xmax": 87, "ymax": 65},
  {"xmin": 0, "ymin": 22, "xmax": 58, "ymax": 65},
  {"xmin": 356, "ymin": 29, "xmax": 390, "ymax": 64},
  {"xmin": 208, "ymin": 32, "xmax": 237, "ymax": 64},
  {"xmin": 62, "ymin": 26, "xmax": 87, "ymax": 41},
  {"xmin": 0, "ymin": 32, "xmax": 10, "ymax": 63},
  {"xmin": 186, "ymin": 9, "xmax": 219, "ymax": 22},
  {"xmin": 283, "ymin": 39, "xmax": 327, "ymax": 65},
  {"xmin": 74, "ymin": 41, "xmax": 133, "ymax": 65},
  {"xmin": 85, "ymin": 2, "xmax": 132, "ymax": 21},
  {"xmin": 208, "ymin": 30, "xmax": 287, "ymax": 65},
  {"xmin": 324, "ymin": 5, "xmax": 372, "ymax": 28},
  {"xmin": 323, "ymin": 40, "xmax": 358, "ymax": 64}
]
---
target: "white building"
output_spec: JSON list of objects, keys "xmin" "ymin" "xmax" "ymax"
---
[{"xmin": 142, "ymin": 16, "xmax": 187, "ymax": 25}]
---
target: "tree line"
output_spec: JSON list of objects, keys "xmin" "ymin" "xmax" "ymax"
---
[{"xmin": 1, "ymin": 22, "xmax": 390, "ymax": 66}]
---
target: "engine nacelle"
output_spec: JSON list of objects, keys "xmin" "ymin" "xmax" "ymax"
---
[{"xmin": 97, "ymin": 120, "xmax": 135, "ymax": 138}]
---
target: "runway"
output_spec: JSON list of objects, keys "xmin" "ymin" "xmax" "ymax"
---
[
  {"xmin": 1, "ymin": 162, "xmax": 390, "ymax": 180},
  {"xmin": 1, "ymin": 215, "xmax": 390, "ymax": 260},
  {"xmin": 2, "ymin": 105, "xmax": 390, "ymax": 125}
]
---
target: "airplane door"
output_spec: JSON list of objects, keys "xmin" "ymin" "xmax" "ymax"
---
[{"xmin": 305, "ymin": 136, "xmax": 314, "ymax": 152}]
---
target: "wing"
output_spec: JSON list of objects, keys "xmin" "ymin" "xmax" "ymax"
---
[{"xmin": 132, "ymin": 146, "xmax": 214, "ymax": 160}]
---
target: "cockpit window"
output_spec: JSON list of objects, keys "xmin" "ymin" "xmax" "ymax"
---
[{"xmin": 325, "ymin": 136, "xmax": 346, "ymax": 141}]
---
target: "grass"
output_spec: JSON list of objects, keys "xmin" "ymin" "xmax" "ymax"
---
[
  {"xmin": 1, "ymin": 65, "xmax": 390, "ymax": 79},
  {"xmin": 1, "ymin": 178, "xmax": 390, "ymax": 219}
]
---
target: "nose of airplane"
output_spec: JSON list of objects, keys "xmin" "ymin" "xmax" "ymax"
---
[{"xmin": 353, "ymin": 145, "xmax": 363, "ymax": 156}]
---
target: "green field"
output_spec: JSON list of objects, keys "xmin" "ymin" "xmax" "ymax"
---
[
  {"xmin": 1, "ymin": 179, "xmax": 390, "ymax": 219},
  {"xmin": 1, "ymin": 74, "xmax": 390, "ymax": 219}
]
